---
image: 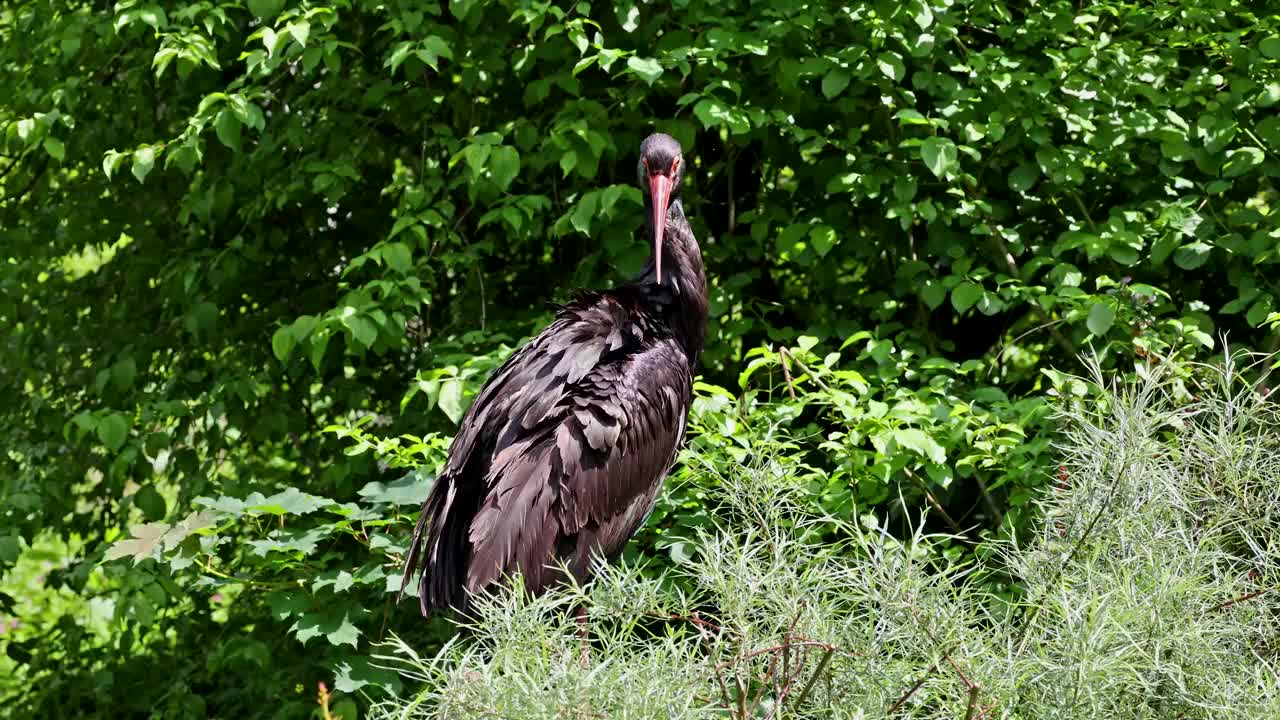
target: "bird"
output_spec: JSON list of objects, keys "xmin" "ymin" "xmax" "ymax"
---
[{"xmin": 401, "ymin": 132, "xmax": 707, "ymax": 616}]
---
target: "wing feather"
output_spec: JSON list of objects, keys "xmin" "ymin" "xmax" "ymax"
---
[{"xmin": 403, "ymin": 291, "xmax": 693, "ymax": 611}]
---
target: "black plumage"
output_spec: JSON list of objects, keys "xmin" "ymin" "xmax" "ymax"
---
[{"xmin": 402, "ymin": 133, "xmax": 708, "ymax": 614}]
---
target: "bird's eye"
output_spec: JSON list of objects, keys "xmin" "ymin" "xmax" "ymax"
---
[
  {"xmin": 642, "ymin": 158, "xmax": 650, "ymax": 171},
  {"xmin": 670, "ymin": 157, "xmax": 680, "ymax": 174}
]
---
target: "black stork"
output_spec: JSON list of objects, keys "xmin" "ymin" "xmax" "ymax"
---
[{"xmin": 402, "ymin": 133, "xmax": 707, "ymax": 615}]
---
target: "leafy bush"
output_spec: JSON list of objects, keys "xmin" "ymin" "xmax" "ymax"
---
[
  {"xmin": 372, "ymin": 360, "xmax": 1280, "ymax": 719},
  {"xmin": 2, "ymin": 0, "xmax": 1279, "ymax": 716}
]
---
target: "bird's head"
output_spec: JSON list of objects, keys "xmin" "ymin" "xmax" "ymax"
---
[{"xmin": 637, "ymin": 133, "xmax": 684, "ymax": 284}]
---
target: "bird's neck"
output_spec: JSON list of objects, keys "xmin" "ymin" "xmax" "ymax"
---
[{"xmin": 637, "ymin": 197, "xmax": 707, "ymax": 362}]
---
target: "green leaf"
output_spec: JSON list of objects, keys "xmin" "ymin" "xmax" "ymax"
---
[
  {"xmin": 251, "ymin": 488, "xmax": 334, "ymax": 516},
  {"xmin": 102, "ymin": 150, "xmax": 127, "ymax": 180},
  {"xmin": 1173, "ymin": 242, "xmax": 1212, "ymax": 270},
  {"xmin": 438, "ymin": 379, "xmax": 464, "ymax": 424},
  {"xmin": 214, "ymin": 110, "xmax": 241, "ymax": 152},
  {"xmin": 489, "ymin": 146, "xmax": 520, "ymax": 191},
  {"xmin": 893, "ymin": 428, "xmax": 946, "ymax": 464},
  {"xmin": 97, "ymin": 412, "xmax": 131, "ymax": 451},
  {"xmin": 134, "ymin": 485, "xmax": 167, "ymax": 521},
  {"xmin": 358, "ymin": 472, "xmax": 431, "ymax": 505},
  {"xmin": 920, "ymin": 280, "xmax": 945, "ymax": 310},
  {"xmin": 951, "ymin": 281, "xmax": 982, "ymax": 313},
  {"xmin": 247, "ymin": 0, "xmax": 284, "ymax": 19},
  {"xmin": 382, "ymin": 242, "xmax": 412, "ymax": 273},
  {"xmin": 343, "ymin": 314, "xmax": 377, "ymax": 349},
  {"xmin": 131, "ymin": 146, "xmax": 156, "ymax": 183},
  {"xmin": 1086, "ymin": 302, "xmax": 1115, "ymax": 336},
  {"xmin": 920, "ymin": 137, "xmax": 958, "ymax": 179},
  {"xmin": 1246, "ymin": 295, "xmax": 1274, "ymax": 327},
  {"xmin": 309, "ymin": 328, "xmax": 331, "ymax": 370},
  {"xmin": 1008, "ymin": 162, "xmax": 1038, "ymax": 192},
  {"xmin": 325, "ymin": 614, "xmax": 361, "ymax": 648},
  {"xmin": 104, "ymin": 522, "xmax": 171, "ymax": 564},
  {"xmin": 692, "ymin": 97, "xmax": 727, "ymax": 130},
  {"xmin": 334, "ymin": 657, "xmax": 401, "ymax": 694},
  {"xmin": 821, "ymin": 69, "xmax": 850, "ymax": 99},
  {"xmin": 571, "ymin": 191, "xmax": 598, "ymax": 235},
  {"xmin": 43, "ymin": 137, "xmax": 65, "ymax": 161},
  {"xmin": 272, "ymin": 326, "xmax": 296, "ymax": 362},
  {"xmin": 459, "ymin": 144, "xmax": 491, "ymax": 181},
  {"xmin": 627, "ymin": 56, "xmax": 663, "ymax": 85},
  {"xmin": 287, "ymin": 20, "xmax": 310, "ymax": 48},
  {"xmin": 1220, "ymin": 147, "xmax": 1263, "ymax": 178},
  {"xmin": 809, "ymin": 225, "xmax": 837, "ymax": 257},
  {"xmin": 876, "ymin": 52, "xmax": 905, "ymax": 82},
  {"xmin": 110, "ymin": 357, "xmax": 137, "ymax": 389},
  {"xmin": 1261, "ymin": 36, "xmax": 1280, "ymax": 59}
]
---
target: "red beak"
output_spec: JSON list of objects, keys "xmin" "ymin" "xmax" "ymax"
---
[{"xmin": 648, "ymin": 173, "xmax": 673, "ymax": 284}]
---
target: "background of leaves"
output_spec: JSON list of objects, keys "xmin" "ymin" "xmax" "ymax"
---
[{"xmin": 2, "ymin": 0, "xmax": 1278, "ymax": 717}]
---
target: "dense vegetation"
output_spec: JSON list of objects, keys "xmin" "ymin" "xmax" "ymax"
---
[{"xmin": 1, "ymin": 0, "xmax": 1277, "ymax": 717}]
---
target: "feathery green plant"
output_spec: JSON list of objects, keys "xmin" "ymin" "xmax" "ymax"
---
[{"xmin": 370, "ymin": 357, "xmax": 1280, "ymax": 719}]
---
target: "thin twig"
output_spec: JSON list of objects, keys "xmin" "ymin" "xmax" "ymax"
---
[
  {"xmin": 903, "ymin": 467, "xmax": 973, "ymax": 543},
  {"xmin": 1209, "ymin": 587, "xmax": 1273, "ymax": 613},
  {"xmin": 793, "ymin": 646, "xmax": 835, "ymax": 710},
  {"xmin": 989, "ymin": 233, "xmax": 1076, "ymax": 358},
  {"xmin": 887, "ymin": 665, "xmax": 935, "ymax": 714},
  {"xmin": 963, "ymin": 683, "xmax": 983, "ymax": 720},
  {"xmin": 713, "ymin": 640, "xmax": 836, "ymax": 673},
  {"xmin": 779, "ymin": 346, "xmax": 797, "ymax": 400},
  {"xmin": 779, "ymin": 347, "xmax": 834, "ymax": 393}
]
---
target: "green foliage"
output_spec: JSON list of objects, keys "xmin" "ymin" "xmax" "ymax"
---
[
  {"xmin": 373, "ymin": 362, "xmax": 1280, "ymax": 719},
  {"xmin": 1, "ymin": 0, "xmax": 1278, "ymax": 717}
]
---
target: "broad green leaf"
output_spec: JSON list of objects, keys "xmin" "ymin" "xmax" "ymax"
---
[
  {"xmin": 1261, "ymin": 36, "xmax": 1280, "ymax": 59},
  {"xmin": 110, "ymin": 357, "xmax": 137, "ymax": 389},
  {"xmin": 1086, "ymin": 302, "xmax": 1115, "ymax": 336},
  {"xmin": 1221, "ymin": 147, "xmax": 1263, "ymax": 178},
  {"xmin": 214, "ymin": 110, "xmax": 241, "ymax": 152},
  {"xmin": 358, "ymin": 472, "xmax": 431, "ymax": 505},
  {"xmin": 821, "ymin": 69, "xmax": 850, "ymax": 99},
  {"xmin": 627, "ymin": 56, "xmax": 663, "ymax": 85},
  {"xmin": 104, "ymin": 522, "xmax": 171, "ymax": 563},
  {"xmin": 287, "ymin": 20, "xmax": 310, "ymax": 48},
  {"xmin": 382, "ymin": 242, "xmax": 412, "ymax": 273},
  {"xmin": 920, "ymin": 137, "xmax": 958, "ymax": 179},
  {"xmin": 251, "ymin": 488, "xmax": 334, "ymax": 516},
  {"xmin": 438, "ymin": 379, "xmax": 464, "ymax": 424},
  {"xmin": 920, "ymin": 280, "xmax": 946, "ymax": 310},
  {"xmin": 489, "ymin": 146, "xmax": 520, "ymax": 190},
  {"xmin": 692, "ymin": 97, "xmax": 727, "ymax": 130},
  {"xmin": 809, "ymin": 225, "xmax": 837, "ymax": 257},
  {"xmin": 43, "ymin": 137, "xmax": 65, "ymax": 161},
  {"xmin": 1173, "ymin": 242, "xmax": 1212, "ymax": 270},
  {"xmin": 951, "ymin": 281, "xmax": 982, "ymax": 313},
  {"xmin": 272, "ymin": 326, "xmax": 296, "ymax": 362},
  {"xmin": 343, "ymin": 315, "xmax": 377, "ymax": 348},
  {"xmin": 460, "ymin": 144, "xmax": 491, "ymax": 180},
  {"xmin": 97, "ymin": 412, "xmax": 130, "ymax": 451},
  {"xmin": 893, "ymin": 428, "xmax": 945, "ymax": 464},
  {"xmin": 326, "ymin": 614, "xmax": 361, "ymax": 648},
  {"xmin": 1246, "ymin": 295, "xmax": 1274, "ymax": 327},
  {"xmin": 877, "ymin": 52, "xmax": 905, "ymax": 82},
  {"xmin": 102, "ymin": 150, "xmax": 127, "ymax": 179},
  {"xmin": 309, "ymin": 328, "xmax": 331, "ymax": 370},
  {"xmin": 334, "ymin": 658, "xmax": 401, "ymax": 694},
  {"xmin": 131, "ymin": 146, "xmax": 156, "ymax": 183},
  {"xmin": 571, "ymin": 190, "xmax": 598, "ymax": 234},
  {"xmin": 134, "ymin": 485, "xmax": 166, "ymax": 521},
  {"xmin": 1008, "ymin": 162, "xmax": 1038, "ymax": 192},
  {"xmin": 248, "ymin": 0, "xmax": 284, "ymax": 19}
]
